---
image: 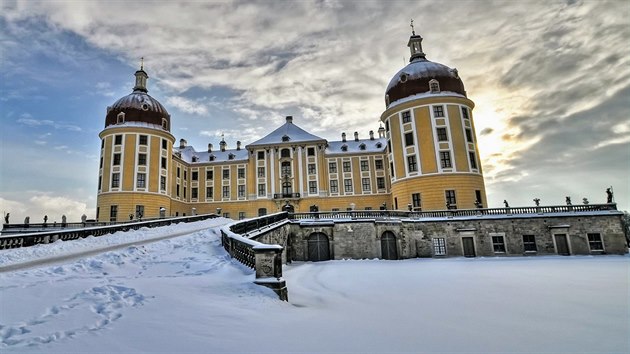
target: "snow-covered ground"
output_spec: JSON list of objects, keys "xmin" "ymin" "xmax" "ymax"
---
[{"xmin": 1, "ymin": 219, "xmax": 628, "ymax": 353}]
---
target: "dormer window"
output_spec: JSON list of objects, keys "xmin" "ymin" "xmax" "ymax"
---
[
  {"xmin": 429, "ymin": 79, "xmax": 440, "ymax": 93},
  {"xmin": 209, "ymin": 155, "xmax": 215, "ymax": 162},
  {"xmin": 228, "ymin": 153, "xmax": 235, "ymax": 160},
  {"xmin": 282, "ymin": 135, "xmax": 290, "ymax": 142},
  {"xmin": 341, "ymin": 144, "xmax": 348, "ymax": 152},
  {"xmin": 399, "ymin": 73, "xmax": 408, "ymax": 83},
  {"xmin": 192, "ymin": 156, "xmax": 198, "ymax": 163},
  {"xmin": 117, "ymin": 112, "xmax": 125, "ymax": 124},
  {"xmin": 385, "ymin": 94, "xmax": 390, "ymax": 106},
  {"xmin": 376, "ymin": 142, "xmax": 383, "ymax": 149},
  {"xmin": 162, "ymin": 118, "xmax": 168, "ymax": 130},
  {"xmin": 359, "ymin": 143, "xmax": 366, "ymax": 151}
]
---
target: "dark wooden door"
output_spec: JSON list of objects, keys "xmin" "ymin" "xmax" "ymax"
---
[
  {"xmin": 307, "ymin": 233, "xmax": 330, "ymax": 261},
  {"xmin": 462, "ymin": 237, "xmax": 476, "ymax": 257},
  {"xmin": 381, "ymin": 232, "xmax": 398, "ymax": 260},
  {"xmin": 555, "ymin": 234, "xmax": 570, "ymax": 255}
]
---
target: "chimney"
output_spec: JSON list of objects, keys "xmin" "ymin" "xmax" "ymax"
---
[
  {"xmin": 342, "ymin": 132, "xmax": 346, "ymax": 142},
  {"xmin": 286, "ymin": 115, "xmax": 293, "ymax": 124},
  {"xmin": 179, "ymin": 139, "xmax": 187, "ymax": 149},
  {"xmin": 369, "ymin": 130, "xmax": 374, "ymax": 140},
  {"xmin": 354, "ymin": 132, "xmax": 359, "ymax": 141},
  {"xmin": 236, "ymin": 141, "xmax": 241, "ymax": 150},
  {"xmin": 220, "ymin": 140, "xmax": 227, "ymax": 152},
  {"xmin": 207, "ymin": 143, "xmax": 213, "ymax": 152}
]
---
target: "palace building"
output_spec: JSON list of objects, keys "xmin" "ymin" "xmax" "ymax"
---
[{"xmin": 96, "ymin": 31, "xmax": 487, "ymax": 221}]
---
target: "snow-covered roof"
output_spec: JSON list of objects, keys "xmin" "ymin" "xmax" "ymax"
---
[
  {"xmin": 247, "ymin": 117, "xmax": 325, "ymax": 147},
  {"xmin": 386, "ymin": 59, "xmax": 459, "ymax": 92},
  {"xmin": 387, "ymin": 91, "xmax": 466, "ymax": 110},
  {"xmin": 326, "ymin": 138, "xmax": 387, "ymax": 155},
  {"xmin": 175, "ymin": 145, "xmax": 249, "ymax": 164},
  {"xmin": 102, "ymin": 121, "xmax": 169, "ymax": 132}
]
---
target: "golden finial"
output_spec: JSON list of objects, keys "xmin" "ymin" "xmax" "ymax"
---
[
  {"xmin": 410, "ymin": 19, "xmax": 415, "ymax": 36},
  {"xmin": 140, "ymin": 57, "xmax": 144, "ymax": 70}
]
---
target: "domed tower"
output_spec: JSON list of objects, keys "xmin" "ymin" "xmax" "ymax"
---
[
  {"xmin": 96, "ymin": 64, "xmax": 175, "ymax": 222},
  {"xmin": 381, "ymin": 28, "xmax": 487, "ymax": 211}
]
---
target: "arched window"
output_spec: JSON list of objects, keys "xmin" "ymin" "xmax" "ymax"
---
[
  {"xmin": 281, "ymin": 148, "xmax": 291, "ymax": 158},
  {"xmin": 281, "ymin": 161, "xmax": 291, "ymax": 176},
  {"xmin": 429, "ymin": 79, "xmax": 440, "ymax": 93},
  {"xmin": 282, "ymin": 181, "xmax": 292, "ymax": 196},
  {"xmin": 341, "ymin": 144, "xmax": 348, "ymax": 152},
  {"xmin": 359, "ymin": 143, "xmax": 366, "ymax": 150},
  {"xmin": 117, "ymin": 112, "xmax": 125, "ymax": 124},
  {"xmin": 162, "ymin": 118, "xmax": 168, "ymax": 130}
]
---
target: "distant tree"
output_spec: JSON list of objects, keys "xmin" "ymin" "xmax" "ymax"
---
[{"xmin": 622, "ymin": 211, "xmax": 630, "ymax": 246}]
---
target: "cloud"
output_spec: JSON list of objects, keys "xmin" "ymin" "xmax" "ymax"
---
[
  {"xmin": 17, "ymin": 115, "xmax": 83, "ymax": 131},
  {"xmin": 165, "ymin": 96, "xmax": 209, "ymax": 115},
  {"xmin": 0, "ymin": 194, "xmax": 92, "ymax": 223}
]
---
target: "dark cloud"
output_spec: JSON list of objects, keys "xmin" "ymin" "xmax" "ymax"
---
[{"xmin": 480, "ymin": 127, "xmax": 493, "ymax": 135}]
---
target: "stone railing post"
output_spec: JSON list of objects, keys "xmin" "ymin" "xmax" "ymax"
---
[{"xmin": 253, "ymin": 245, "xmax": 288, "ymax": 301}]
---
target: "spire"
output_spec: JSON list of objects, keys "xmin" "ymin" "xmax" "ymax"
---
[
  {"xmin": 407, "ymin": 19, "xmax": 426, "ymax": 62},
  {"xmin": 133, "ymin": 58, "xmax": 148, "ymax": 93}
]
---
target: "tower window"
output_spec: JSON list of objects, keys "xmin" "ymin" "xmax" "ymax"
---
[
  {"xmin": 161, "ymin": 118, "xmax": 168, "ymax": 130},
  {"xmin": 399, "ymin": 73, "xmax": 408, "ymax": 83},
  {"xmin": 433, "ymin": 105, "xmax": 445, "ymax": 117},
  {"xmin": 407, "ymin": 155, "xmax": 417, "ymax": 172},
  {"xmin": 161, "ymin": 157, "xmax": 167, "ymax": 169},
  {"xmin": 113, "ymin": 153, "xmax": 121, "ymax": 166},
  {"xmin": 440, "ymin": 151, "xmax": 452, "ymax": 168},
  {"xmin": 139, "ymin": 135, "xmax": 148, "ymax": 145},
  {"xmin": 110, "ymin": 205, "xmax": 118, "ymax": 222},
  {"xmin": 465, "ymin": 129, "xmax": 474, "ymax": 143},
  {"xmin": 160, "ymin": 176, "xmax": 166, "ymax": 191},
  {"xmin": 402, "ymin": 111, "xmax": 411, "ymax": 123},
  {"xmin": 412, "ymin": 193, "xmax": 421, "ymax": 209},
  {"xmin": 162, "ymin": 139, "xmax": 167, "ymax": 149},
  {"xmin": 136, "ymin": 173, "xmax": 146, "ymax": 188},
  {"xmin": 469, "ymin": 152, "xmax": 478, "ymax": 170},
  {"xmin": 429, "ymin": 79, "xmax": 440, "ymax": 93},
  {"xmin": 111, "ymin": 173, "xmax": 120, "ymax": 188},
  {"xmin": 385, "ymin": 94, "xmax": 390, "ymax": 106},
  {"xmin": 138, "ymin": 153, "xmax": 147, "ymax": 166},
  {"xmin": 461, "ymin": 107, "xmax": 469, "ymax": 119},
  {"xmin": 114, "ymin": 135, "xmax": 122, "ymax": 145},
  {"xmin": 404, "ymin": 132, "xmax": 414, "ymax": 146},
  {"xmin": 117, "ymin": 112, "xmax": 125, "ymax": 124},
  {"xmin": 437, "ymin": 128, "xmax": 448, "ymax": 141},
  {"xmin": 445, "ymin": 190, "xmax": 457, "ymax": 208}
]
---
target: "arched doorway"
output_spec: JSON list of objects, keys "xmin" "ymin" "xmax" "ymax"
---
[
  {"xmin": 307, "ymin": 233, "xmax": 330, "ymax": 262},
  {"xmin": 381, "ymin": 231, "xmax": 398, "ymax": 260}
]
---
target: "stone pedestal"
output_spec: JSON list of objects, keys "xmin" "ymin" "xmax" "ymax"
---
[{"xmin": 253, "ymin": 245, "xmax": 288, "ymax": 301}]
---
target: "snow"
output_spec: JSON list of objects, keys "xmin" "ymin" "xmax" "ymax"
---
[
  {"xmin": 1, "ymin": 221, "xmax": 628, "ymax": 353},
  {"xmin": 387, "ymin": 90, "xmax": 467, "ymax": 110},
  {"xmin": 177, "ymin": 145, "xmax": 249, "ymax": 164},
  {"xmin": 325, "ymin": 137, "xmax": 387, "ymax": 154},
  {"xmin": 386, "ymin": 58, "xmax": 459, "ymax": 92},
  {"xmin": 247, "ymin": 118, "xmax": 326, "ymax": 147}
]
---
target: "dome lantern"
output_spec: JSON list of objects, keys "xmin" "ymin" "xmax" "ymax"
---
[
  {"xmin": 133, "ymin": 57, "xmax": 149, "ymax": 93},
  {"xmin": 407, "ymin": 19, "xmax": 426, "ymax": 62}
]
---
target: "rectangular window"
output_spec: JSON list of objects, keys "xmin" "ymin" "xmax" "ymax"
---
[
  {"xmin": 405, "ymin": 132, "xmax": 414, "ymax": 146},
  {"xmin": 492, "ymin": 236, "xmax": 506, "ymax": 253},
  {"xmin": 206, "ymin": 170, "xmax": 213, "ymax": 180},
  {"xmin": 114, "ymin": 135, "xmax": 122, "ymax": 145},
  {"xmin": 402, "ymin": 110, "xmax": 411, "ymax": 123},
  {"xmin": 111, "ymin": 173, "xmax": 120, "ymax": 188},
  {"xmin": 377, "ymin": 177, "xmax": 385, "ymax": 189},
  {"xmin": 307, "ymin": 147, "xmax": 315, "ymax": 156},
  {"xmin": 160, "ymin": 176, "xmax": 166, "ymax": 191},
  {"xmin": 387, "ymin": 140, "xmax": 392, "ymax": 152},
  {"xmin": 330, "ymin": 180, "xmax": 338, "ymax": 193},
  {"xmin": 258, "ymin": 184, "xmax": 266, "ymax": 197},
  {"xmin": 475, "ymin": 190, "xmax": 483, "ymax": 207},
  {"xmin": 433, "ymin": 105, "xmax": 444, "ymax": 117},
  {"xmin": 362, "ymin": 178, "xmax": 370, "ymax": 192},
  {"xmin": 469, "ymin": 152, "xmax": 478, "ymax": 169},
  {"xmin": 98, "ymin": 176, "xmax": 102, "ymax": 190},
  {"xmin": 375, "ymin": 159, "xmax": 383, "ymax": 170},
  {"xmin": 257, "ymin": 151, "xmax": 265, "ymax": 160},
  {"xmin": 113, "ymin": 153, "xmax": 121, "ymax": 166},
  {"xmin": 436, "ymin": 127, "xmax": 448, "ymax": 141},
  {"xmin": 238, "ymin": 185, "xmax": 245, "ymax": 198},
  {"xmin": 239, "ymin": 212, "xmax": 246, "ymax": 220},
  {"xmin": 360, "ymin": 160, "xmax": 369, "ymax": 171},
  {"xmin": 522, "ymin": 235, "xmax": 537, "ymax": 252},
  {"xmin": 192, "ymin": 187, "xmax": 198, "ymax": 199},
  {"xmin": 110, "ymin": 205, "xmax": 118, "ymax": 222},
  {"xmin": 440, "ymin": 151, "xmax": 452, "ymax": 168},
  {"xmin": 176, "ymin": 185, "xmax": 180, "ymax": 197},
  {"xmin": 412, "ymin": 193, "xmax": 421, "ymax": 209},
  {"xmin": 461, "ymin": 106, "xmax": 469, "ymax": 119},
  {"xmin": 445, "ymin": 190, "xmax": 456, "ymax": 207},
  {"xmin": 308, "ymin": 164, "xmax": 316, "ymax": 174},
  {"xmin": 183, "ymin": 187, "xmax": 186, "ymax": 198},
  {"xmin": 238, "ymin": 168, "xmax": 245, "ymax": 179},
  {"xmin": 343, "ymin": 161, "xmax": 351, "ymax": 172},
  {"xmin": 407, "ymin": 155, "xmax": 417, "ymax": 172},
  {"xmin": 390, "ymin": 162, "xmax": 395, "ymax": 178},
  {"xmin": 190, "ymin": 171, "xmax": 198, "ymax": 181},
  {"xmin": 257, "ymin": 167, "xmax": 265, "ymax": 177},
  {"xmin": 222, "ymin": 186, "xmax": 230, "ymax": 198},
  {"xmin": 139, "ymin": 135, "xmax": 148, "ymax": 145},
  {"xmin": 162, "ymin": 139, "xmax": 167, "ymax": 149},
  {"xmin": 136, "ymin": 173, "xmax": 146, "ymax": 188},
  {"xmin": 161, "ymin": 157, "xmax": 167, "ymax": 169},
  {"xmin": 99, "ymin": 157, "xmax": 103, "ymax": 168},
  {"xmin": 223, "ymin": 169, "xmax": 229, "ymax": 179},
  {"xmin": 329, "ymin": 162, "xmax": 337, "ymax": 173},
  {"xmin": 206, "ymin": 187, "xmax": 213, "ymax": 199},
  {"xmin": 344, "ymin": 179, "xmax": 353, "ymax": 193},
  {"xmin": 223, "ymin": 213, "xmax": 230, "ymax": 219},
  {"xmin": 177, "ymin": 167, "xmax": 180, "ymax": 178},
  {"xmin": 309, "ymin": 181, "xmax": 317, "ymax": 194},
  {"xmin": 465, "ymin": 128, "xmax": 473, "ymax": 143},
  {"xmin": 184, "ymin": 170, "xmax": 187, "ymax": 180},
  {"xmin": 433, "ymin": 238, "xmax": 446, "ymax": 256},
  {"xmin": 587, "ymin": 233, "xmax": 604, "ymax": 251}
]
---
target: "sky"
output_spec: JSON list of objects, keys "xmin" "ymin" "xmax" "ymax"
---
[{"xmin": 1, "ymin": 0, "xmax": 629, "ymax": 222}]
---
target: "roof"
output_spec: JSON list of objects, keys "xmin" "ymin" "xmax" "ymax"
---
[
  {"xmin": 176, "ymin": 145, "xmax": 249, "ymax": 164},
  {"xmin": 325, "ymin": 138, "xmax": 387, "ymax": 155},
  {"xmin": 247, "ymin": 117, "xmax": 325, "ymax": 147}
]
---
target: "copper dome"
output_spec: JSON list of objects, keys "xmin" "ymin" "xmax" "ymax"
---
[{"xmin": 105, "ymin": 69, "xmax": 171, "ymax": 130}]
